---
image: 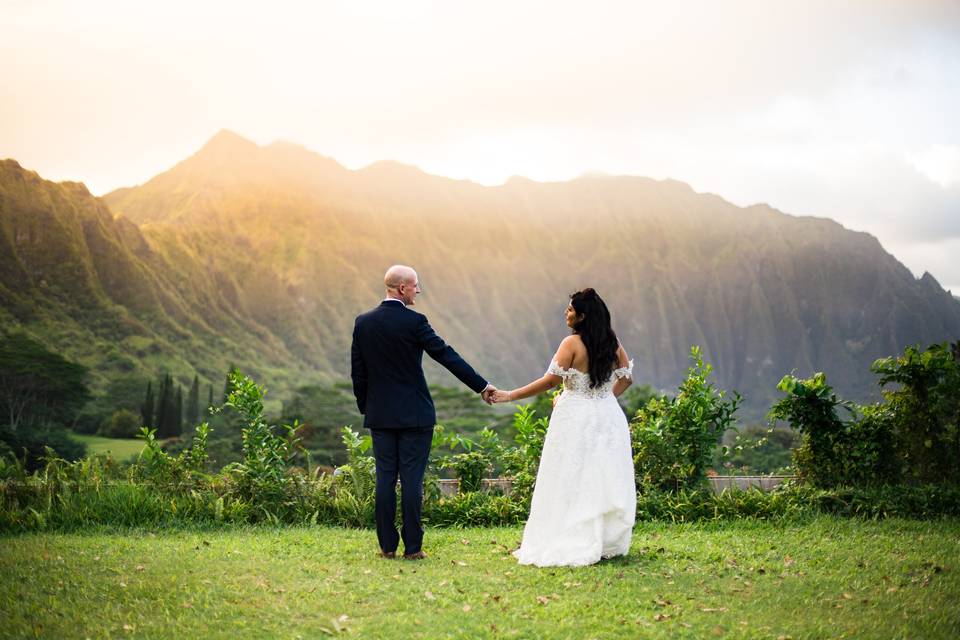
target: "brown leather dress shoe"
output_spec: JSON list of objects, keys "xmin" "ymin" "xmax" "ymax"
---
[
  {"xmin": 402, "ymin": 550, "xmax": 427, "ymax": 560},
  {"xmin": 379, "ymin": 550, "xmax": 396, "ymax": 559}
]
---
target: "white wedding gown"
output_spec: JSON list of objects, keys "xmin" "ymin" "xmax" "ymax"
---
[{"xmin": 513, "ymin": 359, "xmax": 636, "ymax": 567}]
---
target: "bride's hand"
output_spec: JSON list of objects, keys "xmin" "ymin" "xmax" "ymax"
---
[{"xmin": 492, "ymin": 390, "xmax": 512, "ymax": 404}]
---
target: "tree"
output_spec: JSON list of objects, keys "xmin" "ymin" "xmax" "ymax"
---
[
  {"xmin": 175, "ymin": 385, "xmax": 183, "ymax": 437},
  {"xmin": 99, "ymin": 409, "xmax": 142, "ymax": 438},
  {"xmin": 0, "ymin": 333, "xmax": 90, "ymax": 469},
  {"xmin": 186, "ymin": 375, "xmax": 200, "ymax": 428},
  {"xmin": 0, "ymin": 333, "xmax": 90, "ymax": 430},
  {"xmin": 155, "ymin": 373, "xmax": 180, "ymax": 438},
  {"xmin": 141, "ymin": 381, "xmax": 155, "ymax": 429}
]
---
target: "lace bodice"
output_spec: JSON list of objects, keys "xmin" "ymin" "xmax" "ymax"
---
[{"xmin": 546, "ymin": 359, "xmax": 634, "ymax": 400}]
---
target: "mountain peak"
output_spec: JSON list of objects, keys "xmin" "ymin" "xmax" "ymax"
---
[{"xmin": 198, "ymin": 129, "xmax": 258, "ymax": 155}]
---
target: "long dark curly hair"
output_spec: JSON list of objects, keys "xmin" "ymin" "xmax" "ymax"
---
[{"xmin": 569, "ymin": 288, "xmax": 619, "ymax": 388}]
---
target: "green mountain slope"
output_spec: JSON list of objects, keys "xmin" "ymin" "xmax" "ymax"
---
[{"xmin": 3, "ymin": 131, "xmax": 959, "ymax": 421}]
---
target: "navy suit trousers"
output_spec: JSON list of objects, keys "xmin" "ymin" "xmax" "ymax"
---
[{"xmin": 369, "ymin": 427, "xmax": 434, "ymax": 554}]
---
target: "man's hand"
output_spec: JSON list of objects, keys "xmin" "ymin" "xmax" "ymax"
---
[{"xmin": 481, "ymin": 384, "xmax": 497, "ymax": 405}]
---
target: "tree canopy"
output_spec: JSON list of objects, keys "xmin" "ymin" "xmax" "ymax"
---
[{"xmin": 0, "ymin": 333, "xmax": 90, "ymax": 430}]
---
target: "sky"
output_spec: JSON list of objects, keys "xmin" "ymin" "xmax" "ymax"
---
[{"xmin": 2, "ymin": 0, "xmax": 959, "ymax": 292}]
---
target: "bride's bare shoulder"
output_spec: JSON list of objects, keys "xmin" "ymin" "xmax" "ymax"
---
[
  {"xmin": 557, "ymin": 334, "xmax": 586, "ymax": 355},
  {"xmin": 559, "ymin": 334, "xmax": 583, "ymax": 347}
]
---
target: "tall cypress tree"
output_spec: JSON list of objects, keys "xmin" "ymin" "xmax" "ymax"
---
[
  {"xmin": 186, "ymin": 375, "xmax": 200, "ymax": 427},
  {"xmin": 222, "ymin": 369, "xmax": 234, "ymax": 403},
  {"xmin": 155, "ymin": 374, "xmax": 171, "ymax": 437},
  {"xmin": 207, "ymin": 385, "xmax": 214, "ymax": 413},
  {"xmin": 140, "ymin": 381, "xmax": 154, "ymax": 429},
  {"xmin": 174, "ymin": 386, "xmax": 183, "ymax": 437}
]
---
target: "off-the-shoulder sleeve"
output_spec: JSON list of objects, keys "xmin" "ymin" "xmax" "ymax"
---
[
  {"xmin": 546, "ymin": 359, "xmax": 567, "ymax": 377},
  {"xmin": 613, "ymin": 359, "xmax": 634, "ymax": 380}
]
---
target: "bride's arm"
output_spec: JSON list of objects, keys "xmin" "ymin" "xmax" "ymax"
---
[
  {"xmin": 500, "ymin": 372, "xmax": 561, "ymax": 402},
  {"xmin": 612, "ymin": 344, "xmax": 633, "ymax": 398},
  {"xmin": 494, "ymin": 338, "xmax": 572, "ymax": 402}
]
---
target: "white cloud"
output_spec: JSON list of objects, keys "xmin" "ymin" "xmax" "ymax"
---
[{"xmin": 908, "ymin": 145, "xmax": 960, "ymax": 188}]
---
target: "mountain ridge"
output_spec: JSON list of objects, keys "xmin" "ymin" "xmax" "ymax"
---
[{"xmin": 3, "ymin": 133, "xmax": 959, "ymax": 422}]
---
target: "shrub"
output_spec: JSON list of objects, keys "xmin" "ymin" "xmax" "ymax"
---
[
  {"xmin": 500, "ymin": 404, "xmax": 549, "ymax": 507},
  {"xmin": 631, "ymin": 346, "xmax": 741, "ymax": 491},
  {"xmin": 871, "ymin": 342, "xmax": 960, "ymax": 484},
  {"xmin": 98, "ymin": 409, "xmax": 142, "ymax": 438},
  {"xmin": 770, "ymin": 373, "xmax": 899, "ymax": 488},
  {"xmin": 438, "ymin": 427, "xmax": 502, "ymax": 493},
  {"xmin": 218, "ymin": 370, "xmax": 306, "ymax": 514}
]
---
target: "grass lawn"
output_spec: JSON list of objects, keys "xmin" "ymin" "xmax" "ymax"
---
[
  {"xmin": 1, "ymin": 516, "xmax": 958, "ymax": 639},
  {"xmin": 69, "ymin": 434, "xmax": 145, "ymax": 461}
]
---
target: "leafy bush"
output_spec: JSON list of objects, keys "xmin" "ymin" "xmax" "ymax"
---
[
  {"xmin": 98, "ymin": 409, "xmax": 142, "ymax": 438},
  {"xmin": 871, "ymin": 342, "xmax": 960, "ymax": 484},
  {"xmin": 438, "ymin": 427, "xmax": 502, "ymax": 493},
  {"xmin": 770, "ymin": 373, "xmax": 899, "ymax": 488},
  {"xmin": 634, "ymin": 486, "xmax": 813, "ymax": 522},
  {"xmin": 330, "ymin": 427, "xmax": 375, "ymax": 527},
  {"xmin": 500, "ymin": 404, "xmax": 549, "ymax": 508},
  {"xmin": 218, "ymin": 370, "xmax": 305, "ymax": 512},
  {"xmin": 632, "ymin": 346, "xmax": 741, "ymax": 491}
]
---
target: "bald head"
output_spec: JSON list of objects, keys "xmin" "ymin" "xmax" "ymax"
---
[
  {"xmin": 384, "ymin": 265, "xmax": 417, "ymax": 289},
  {"xmin": 384, "ymin": 265, "xmax": 421, "ymax": 305}
]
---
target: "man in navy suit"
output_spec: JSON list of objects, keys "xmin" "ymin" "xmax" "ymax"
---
[{"xmin": 351, "ymin": 265, "xmax": 495, "ymax": 559}]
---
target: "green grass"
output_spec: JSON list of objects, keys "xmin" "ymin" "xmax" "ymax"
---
[
  {"xmin": 1, "ymin": 517, "xmax": 958, "ymax": 639},
  {"xmin": 69, "ymin": 433, "xmax": 145, "ymax": 460}
]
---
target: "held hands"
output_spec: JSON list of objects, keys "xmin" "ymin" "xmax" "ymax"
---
[
  {"xmin": 480, "ymin": 385, "xmax": 513, "ymax": 404},
  {"xmin": 480, "ymin": 384, "xmax": 497, "ymax": 405}
]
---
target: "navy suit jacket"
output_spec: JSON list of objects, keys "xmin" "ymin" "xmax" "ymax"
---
[{"xmin": 351, "ymin": 300, "xmax": 488, "ymax": 429}]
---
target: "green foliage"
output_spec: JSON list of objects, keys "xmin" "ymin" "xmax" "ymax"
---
[
  {"xmin": 140, "ymin": 380, "xmax": 155, "ymax": 429},
  {"xmin": 0, "ymin": 424, "xmax": 87, "ymax": 471},
  {"xmin": 617, "ymin": 383, "xmax": 661, "ymax": 419},
  {"xmin": 5, "ymin": 351, "xmax": 960, "ymax": 534},
  {"xmin": 631, "ymin": 346, "xmax": 741, "ymax": 491},
  {"xmin": 770, "ymin": 373, "xmax": 899, "ymax": 488},
  {"xmin": 716, "ymin": 425, "xmax": 798, "ymax": 474},
  {"xmin": 186, "ymin": 375, "xmax": 201, "ymax": 429},
  {"xmin": 871, "ymin": 341, "xmax": 960, "ymax": 484},
  {"xmin": 76, "ymin": 375, "xmax": 151, "ymax": 435},
  {"xmin": 0, "ymin": 332, "xmax": 90, "ymax": 431},
  {"xmin": 784, "ymin": 483, "xmax": 960, "ymax": 519},
  {"xmin": 135, "ymin": 422, "xmax": 211, "ymax": 489},
  {"xmin": 218, "ymin": 370, "xmax": 305, "ymax": 512},
  {"xmin": 423, "ymin": 491, "xmax": 525, "ymax": 527},
  {"xmin": 154, "ymin": 373, "xmax": 182, "ymax": 439},
  {"xmin": 634, "ymin": 486, "xmax": 810, "ymax": 522},
  {"xmin": 281, "ymin": 384, "xmax": 362, "ymax": 466},
  {"xmin": 97, "ymin": 409, "xmax": 142, "ymax": 439},
  {"xmin": 500, "ymin": 403, "xmax": 549, "ymax": 507},
  {"xmin": 437, "ymin": 428, "xmax": 503, "ymax": 493},
  {"xmin": 330, "ymin": 426, "xmax": 376, "ymax": 527}
]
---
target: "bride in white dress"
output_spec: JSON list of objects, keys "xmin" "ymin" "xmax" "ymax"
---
[{"xmin": 492, "ymin": 288, "xmax": 636, "ymax": 567}]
